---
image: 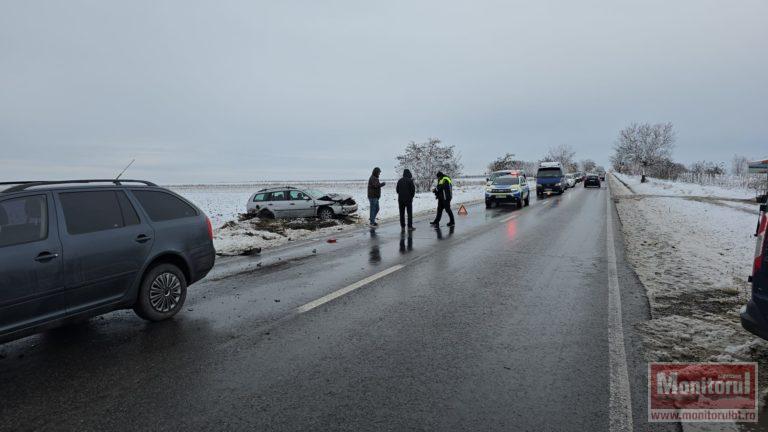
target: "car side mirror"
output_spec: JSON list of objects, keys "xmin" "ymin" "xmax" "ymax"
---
[
  {"xmin": 304, "ymin": 196, "xmax": 312, "ymax": 200},
  {"xmin": 486, "ymin": 178, "xmax": 489, "ymax": 182}
]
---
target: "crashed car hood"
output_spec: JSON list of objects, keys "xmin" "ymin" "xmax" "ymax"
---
[{"xmin": 316, "ymin": 193, "xmax": 354, "ymax": 203}]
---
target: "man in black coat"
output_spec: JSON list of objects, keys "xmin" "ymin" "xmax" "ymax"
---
[
  {"xmin": 430, "ymin": 171, "xmax": 455, "ymax": 227},
  {"xmin": 396, "ymin": 169, "xmax": 416, "ymax": 231},
  {"xmin": 367, "ymin": 167, "xmax": 386, "ymax": 226}
]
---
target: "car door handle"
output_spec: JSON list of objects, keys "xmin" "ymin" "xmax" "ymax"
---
[
  {"xmin": 135, "ymin": 234, "xmax": 152, "ymax": 243},
  {"xmin": 289, "ymin": 203, "xmax": 295, "ymax": 205},
  {"xmin": 35, "ymin": 252, "xmax": 59, "ymax": 262}
]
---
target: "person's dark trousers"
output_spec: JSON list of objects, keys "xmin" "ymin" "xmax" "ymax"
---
[
  {"xmin": 398, "ymin": 201, "xmax": 413, "ymax": 228},
  {"xmin": 369, "ymin": 198, "xmax": 380, "ymax": 224},
  {"xmin": 434, "ymin": 199, "xmax": 455, "ymax": 224}
]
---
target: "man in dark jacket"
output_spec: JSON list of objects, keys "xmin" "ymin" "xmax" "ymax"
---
[
  {"xmin": 367, "ymin": 167, "xmax": 386, "ymax": 226},
  {"xmin": 430, "ymin": 171, "xmax": 455, "ymax": 227},
  {"xmin": 396, "ymin": 169, "xmax": 416, "ymax": 231}
]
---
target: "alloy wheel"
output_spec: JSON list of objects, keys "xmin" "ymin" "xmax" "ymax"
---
[{"xmin": 148, "ymin": 272, "xmax": 182, "ymax": 313}]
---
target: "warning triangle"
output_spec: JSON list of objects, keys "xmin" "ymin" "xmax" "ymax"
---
[{"xmin": 457, "ymin": 204, "xmax": 468, "ymax": 215}]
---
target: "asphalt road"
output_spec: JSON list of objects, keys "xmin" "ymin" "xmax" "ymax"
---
[{"xmin": 0, "ymin": 184, "xmax": 679, "ymax": 432}]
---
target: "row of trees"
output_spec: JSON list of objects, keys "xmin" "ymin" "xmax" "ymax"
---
[
  {"xmin": 486, "ymin": 146, "xmax": 603, "ymax": 177},
  {"xmin": 610, "ymin": 121, "xmax": 759, "ymax": 182},
  {"xmin": 393, "ymin": 129, "xmax": 760, "ymax": 193},
  {"xmin": 393, "ymin": 139, "xmax": 604, "ymax": 193}
]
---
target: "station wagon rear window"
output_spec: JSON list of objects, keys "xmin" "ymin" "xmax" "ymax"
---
[
  {"xmin": 132, "ymin": 190, "xmax": 197, "ymax": 222},
  {"xmin": 0, "ymin": 195, "xmax": 48, "ymax": 247}
]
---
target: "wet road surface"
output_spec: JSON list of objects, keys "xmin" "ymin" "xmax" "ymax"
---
[{"xmin": 0, "ymin": 184, "xmax": 678, "ymax": 431}]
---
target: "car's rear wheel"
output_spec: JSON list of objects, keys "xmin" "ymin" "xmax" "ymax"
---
[
  {"xmin": 524, "ymin": 195, "xmax": 530, "ymax": 206},
  {"xmin": 258, "ymin": 209, "xmax": 275, "ymax": 219},
  {"xmin": 318, "ymin": 207, "xmax": 335, "ymax": 220},
  {"xmin": 134, "ymin": 263, "xmax": 187, "ymax": 322},
  {"xmin": 485, "ymin": 201, "xmax": 492, "ymax": 209}
]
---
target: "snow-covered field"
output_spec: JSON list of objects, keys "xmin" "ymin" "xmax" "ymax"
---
[
  {"xmin": 169, "ymin": 178, "xmax": 486, "ymax": 255},
  {"xmin": 618, "ymin": 174, "xmax": 758, "ymax": 201},
  {"xmin": 611, "ymin": 174, "xmax": 768, "ymax": 363}
]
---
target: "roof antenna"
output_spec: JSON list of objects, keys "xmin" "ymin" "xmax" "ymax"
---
[{"xmin": 115, "ymin": 159, "xmax": 135, "ymax": 181}]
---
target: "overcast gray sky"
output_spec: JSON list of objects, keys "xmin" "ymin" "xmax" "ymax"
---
[{"xmin": 1, "ymin": 0, "xmax": 766, "ymax": 183}]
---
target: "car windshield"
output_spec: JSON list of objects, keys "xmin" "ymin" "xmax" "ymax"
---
[
  {"xmin": 489, "ymin": 172, "xmax": 511, "ymax": 181},
  {"xmin": 537, "ymin": 168, "xmax": 563, "ymax": 178},
  {"xmin": 493, "ymin": 177, "xmax": 518, "ymax": 185},
  {"xmin": 306, "ymin": 189, "xmax": 325, "ymax": 198}
]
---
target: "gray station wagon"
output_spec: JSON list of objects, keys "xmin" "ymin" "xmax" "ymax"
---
[
  {"xmin": 0, "ymin": 179, "xmax": 216, "ymax": 343},
  {"xmin": 246, "ymin": 186, "xmax": 358, "ymax": 219}
]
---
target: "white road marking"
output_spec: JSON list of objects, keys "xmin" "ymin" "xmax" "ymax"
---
[
  {"xmin": 295, "ymin": 264, "xmax": 405, "ymax": 314},
  {"xmin": 606, "ymin": 181, "xmax": 634, "ymax": 431}
]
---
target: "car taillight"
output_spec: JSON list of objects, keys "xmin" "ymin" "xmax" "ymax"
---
[
  {"xmin": 754, "ymin": 212, "xmax": 767, "ymax": 275},
  {"xmin": 206, "ymin": 217, "xmax": 213, "ymax": 240}
]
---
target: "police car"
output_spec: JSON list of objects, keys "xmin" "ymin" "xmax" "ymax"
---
[
  {"xmin": 486, "ymin": 169, "xmax": 526, "ymax": 187},
  {"xmin": 485, "ymin": 172, "xmax": 530, "ymax": 209}
]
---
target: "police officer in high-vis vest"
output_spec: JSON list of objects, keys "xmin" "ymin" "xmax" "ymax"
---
[{"xmin": 430, "ymin": 171, "xmax": 455, "ymax": 227}]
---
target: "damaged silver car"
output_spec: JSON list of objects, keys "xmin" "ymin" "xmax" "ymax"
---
[{"xmin": 246, "ymin": 187, "xmax": 358, "ymax": 220}]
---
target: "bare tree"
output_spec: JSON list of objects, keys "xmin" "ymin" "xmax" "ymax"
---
[
  {"xmin": 542, "ymin": 145, "xmax": 577, "ymax": 172},
  {"xmin": 395, "ymin": 138, "xmax": 463, "ymax": 192},
  {"xmin": 613, "ymin": 122, "xmax": 676, "ymax": 182},
  {"xmin": 731, "ymin": 155, "xmax": 749, "ymax": 176}
]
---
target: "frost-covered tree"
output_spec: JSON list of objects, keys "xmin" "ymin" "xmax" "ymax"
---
[
  {"xmin": 613, "ymin": 122, "xmax": 676, "ymax": 182},
  {"xmin": 395, "ymin": 138, "xmax": 463, "ymax": 192},
  {"xmin": 487, "ymin": 153, "xmax": 520, "ymax": 173},
  {"xmin": 731, "ymin": 155, "xmax": 749, "ymax": 176},
  {"xmin": 579, "ymin": 159, "xmax": 597, "ymax": 173},
  {"xmin": 690, "ymin": 160, "xmax": 725, "ymax": 176},
  {"xmin": 654, "ymin": 158, "xmax": 688, "ymax": 180},
  {"xmin": 542, "ymin": 145, "xmax": 577, "ymax": 171}
]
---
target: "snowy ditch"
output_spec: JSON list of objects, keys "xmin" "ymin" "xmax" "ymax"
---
[
  {"xmin": 169, "ymin": 178, "xmax": 486, "ymax": 256},
  {"xmin": 610, "ymin": 174, "xmax": 768, "ymax": 374}
]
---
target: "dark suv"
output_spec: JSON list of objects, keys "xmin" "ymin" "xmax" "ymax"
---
[
  {"xmin": 0, "ymin": 180, "xmax": 215, "ymax": 343},
  {"xmin": 741, "ymin": 202, "xmax": 768, "ymax": 339}
]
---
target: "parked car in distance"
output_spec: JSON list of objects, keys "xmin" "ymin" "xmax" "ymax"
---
[
  {"xmin": 247, "ymin": 186, "xmax": 358, "ymax": 220},
  {"xmin": 485, "ymin": 175, "xmax": 530, "ymax": 209},
  {"xmin": 536, "ymin": 162, "xmax": 566, "ymax": 197},
  {"xmin": 742, "ymin": 203, "xmax": 768, "ymax": 340},
  {"xmin": 565, "ymin": 174, "xmax": 576, "ymax": 189},
  {"xmin": 486, "ymin": 169, "xmax": 527, "ymax": 187},
  {"xmin": 0, "ymin": 179, "xmax": 216, "ymax": 343},
  {"xmin": 584, "ymin": 174, "xmax": 601, "ymax": 188}
]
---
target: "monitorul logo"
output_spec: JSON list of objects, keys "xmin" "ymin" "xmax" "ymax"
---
[{"xmin": 649, "ymin": 362, "xmax": 757, "ymax": 423}]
